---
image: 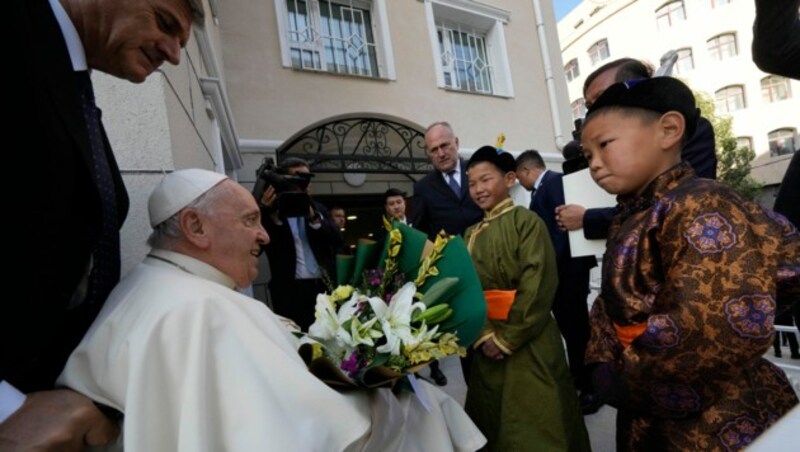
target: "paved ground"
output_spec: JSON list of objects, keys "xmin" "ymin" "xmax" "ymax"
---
[{"xmin": 424, "ymin": 344, "xmax": 800, "ymax": 451}]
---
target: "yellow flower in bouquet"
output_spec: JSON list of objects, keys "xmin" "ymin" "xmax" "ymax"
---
[{"xmin": 300, "ymin": 222, "xmax": 487, "ymax": 389}]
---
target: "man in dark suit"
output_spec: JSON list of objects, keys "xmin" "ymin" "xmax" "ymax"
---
[
  {"xmin": 516, "ymin": 150, "xmax": 601, "ymax": 414},
  {"xmin": 3, "ymin": 0, "xmax": 203, "ymax": 449},
  {"xmin": 260, "ymin": 158, "xmax": 342, "ymax": 331},
  {"xmin": 410, "ymin": 122, "xmax": 483, "ymax": 240},
  {"xmin": 556, "ymin": 58, "xmax": 717, "ymax": 239},
  {"xmin": 409, "ymin": 121, "xmax": 483, "ymax": 386}
]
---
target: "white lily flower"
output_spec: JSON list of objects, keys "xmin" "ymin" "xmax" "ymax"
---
[
  {"xmin": 308, "ymin": 293, "xmax": 338, "ymax": 340},
  {"xmin": 367, "ymin": 282, "xmax": 426, "ymax": 355},
  {"xmin": 405, "ymin": 322, "xmax": 440, "ymax": 349}
]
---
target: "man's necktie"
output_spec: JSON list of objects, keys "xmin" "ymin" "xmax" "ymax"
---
[
  {"xmin": 77, "ymin": 71, "xmax": 120, "ymax": 307},
  {"xmin": 293, "ymin": 217, "xmax": 320, "ymax": 277},
  {"xmin": 447, "ymin": 171, "xmax": 461, "ymax": 198}
]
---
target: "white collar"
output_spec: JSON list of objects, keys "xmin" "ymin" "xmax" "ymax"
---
[
  {"xmin": 146, "ymin": 249, "xmax": 237, "ymax": 290},
  {"xmin": 49, "ymin": 0, "xmax": 88, "ymax": 71},
  {"xmin": 440, "ymin": 163, "xmax": 461, "ymax": 181}
]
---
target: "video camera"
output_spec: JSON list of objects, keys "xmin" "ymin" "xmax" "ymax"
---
[
  {"xmin": 253, "ymin": 157, "xmax": 314, "ymax": 218},
  {"xmin": 562, "ymin": 118, "xmax": 589, "ymax": 175}
]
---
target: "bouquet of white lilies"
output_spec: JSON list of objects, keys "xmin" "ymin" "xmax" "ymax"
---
[{"xmin": 299, "ymin": 224, "xmax": 485, "ymax": 389}]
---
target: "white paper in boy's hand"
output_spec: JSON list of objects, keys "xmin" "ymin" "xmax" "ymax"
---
[{"xmin": 562, "ymin": 168, "xmax": 617, "ymax": 258}]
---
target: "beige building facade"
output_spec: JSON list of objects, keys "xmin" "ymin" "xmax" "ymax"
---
[
  {"xmin": 557, "ymin": 0, "xmax": 798, "ymax": 191},
  {"xmin": 95, "ymin": 0, "xmax": 573, "ymax": 299},
  {"xmin": 219, "ymin": 0, "xmax": 575, "ymax": 194}
]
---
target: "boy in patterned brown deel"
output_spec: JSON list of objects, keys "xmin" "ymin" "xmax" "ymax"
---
[{"xmin": 580, "ymin": 77, "xmax": 799, "ymax": 451}]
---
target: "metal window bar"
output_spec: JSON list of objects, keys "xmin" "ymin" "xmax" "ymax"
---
[
  {"xmin": 286, "ymin": 0, "xmax": 378, "ymax": 77},
  {"xmin": 437, "ymin": 23, "xmax": 493, "ymax": 94}
]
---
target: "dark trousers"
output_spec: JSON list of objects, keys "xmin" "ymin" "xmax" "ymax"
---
[
  {"xmin": 269, "ymin": 278, "xmax": 327, "ymax": 332},
  {"xmin": 551, "ymin": 266, "xmax": 593, "ymax": 393}
]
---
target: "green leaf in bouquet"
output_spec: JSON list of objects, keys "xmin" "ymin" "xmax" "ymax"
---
[
  {"xmin": 377, "ymin": 223, "xmax": 487, "ymax": 346},
  {"xmin": 335, "ymin": 254, "xmax": 355, "ymax": 287},
  {"xmin": 418, "ymin": 277, "xmax": 460, "ymax": 307},
  {"xmin": 417, "ymin": 235, "xmax": 486, "ymax": 345},
  {"xmin": 335, "ymin": 239, "xmax": 379, "ymax": 287},
  {"xmin": 350, "ymin": 238, "xmax": 379, "ymax": 287}
]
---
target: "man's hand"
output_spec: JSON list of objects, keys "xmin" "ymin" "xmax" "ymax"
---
[
  {"xmin": 555, "ymin": 204, "xmax": 586, "ymax": 231},
  {"xmin": 259, "ymin": 185, "xmax": 277, "ymax": 208},
  {"xmin": 0, "ymin": 389, "xmax": 119, "ymax": 451},
  {"xmin": 481, "ymin": 339, "xmax": 505, "ymax": 360}
]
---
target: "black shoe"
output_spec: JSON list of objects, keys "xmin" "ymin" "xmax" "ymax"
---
[
  {"xmin": 430, "ymin": 366, "xmax": 448, "ymax": 386},
  {"xmin": 791, "ymin": 352, "xmax": 800, "ymax": 360},
  {"xmin": 579, "ymin": 392, "xmax": 603, "ymax": 415},
  {"xmin": 775, "ymin": 350, "xmax": 783, "ymax": 358}
]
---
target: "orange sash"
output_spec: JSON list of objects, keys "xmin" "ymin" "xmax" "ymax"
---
[
  {"xmin": 613, "ymin": 322, "xmax": 647, "ymax": 348},
  {"xmin": 484, "ymin": 290, "xmax": 516, "ymax": 321}
]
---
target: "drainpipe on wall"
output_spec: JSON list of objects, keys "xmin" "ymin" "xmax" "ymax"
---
[{"xmin": 532, "ymin": 0, "xmax": 568, "ymax": 153}]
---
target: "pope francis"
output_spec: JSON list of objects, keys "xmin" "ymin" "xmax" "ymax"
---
[{"xmin": 58, "ymin": 169, "xmax": 485, "ymax": 451}]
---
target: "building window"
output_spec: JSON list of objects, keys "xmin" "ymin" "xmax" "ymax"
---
[
  {"xmin": 437, "ymin": 24, "xmax": 493, "ymax": 94},
  {"xmin": 425, "ymin": 0, "xmax": 513, "ymax": 97},
  {"xmin": 674, "ymin": 48, "xmax": 694, "ymax": 74},
  {"xmin": 656, "ymin": 1, "xmax": 686, "ymax": 30},
  {"xmin": 571, "ymin": 98, "xmax": 587, "ymax": 121},
  {"xmin": 707, "ymin": 33, "xmax": 738, "ymax": 61},
  {"xmin": 710, "ymin": 0, "xmax": 732, "ymax": 8},
  {"xmin": 565, "ymin": 59, "xmax": 580, "ymax": 82},
  {"xmin": 276, "ymin": 0, "xmax": 395, "ymax": 78},
  {"xmin": 736, "ymin": 136, "xmax": 752, "ymax": 151},
  {"xmin": 761, "ymin": 75, "xmax": 792, "ymax": 103},
  {"xmin": 715, "ymin": 85, "xmax": 746, "ymax": 113},
  {"xmin": 769, "ymin": 128, "xmax": 798, "ymax": 156},
  {"xmin": 588, "ymin": 39, "xmax": 610, "ymax": 66}
]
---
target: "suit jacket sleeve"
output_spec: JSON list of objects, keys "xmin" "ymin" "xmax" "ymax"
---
[
  {"xmin": 583, "ymin": 207, "xmax": 615, "ymax": 240},
  {"xmin": 408, "ymin": 181, "xmax": 429, "ymax": 236},
  {"xmin": 682, "ymin": 116, "xmax": 717, "ymax": 180}
]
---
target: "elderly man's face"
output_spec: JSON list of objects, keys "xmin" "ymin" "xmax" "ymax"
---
[
  {"xmin": 87, "ymin": 0, "xmax": 195, "ymax": 83},
  {"xmin": 425, "ymin": 125, "xmax": 459, "ymax": 173},
  {"xmin": 204, "ymin": 181, "xmax": 269, "ymax": 288}
]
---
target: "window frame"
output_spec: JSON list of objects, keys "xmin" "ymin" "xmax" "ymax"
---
[
  {"xmin": 275, "ymin": 0, "xmax": 396, "ymax": 79},
  {"xmin": 768, "ymin": 128, "xmax": 798, "ymax": 157},
  {"xmin": 674, "ymin": 47, "xmax": 694, "ymax": 74},
  {"xmin": 760, "ymin": 75, "xmax": 792, "ymax": 103},
  {"xmin": 735, "ymin": 136, "xmax": 752, "ymax": 151},
  {"xmin": 655, "ymin": 1, "xmax": 686, "ymax": 30},
  {"xmin": 715, "ymin": 85, "xmax": 746, "ymax": 113},
  {"xmin": 424, "ymin": 0, "xmax": 513, "ymax": 97},
  {"xmin": 565, "ymin": 59, "xmax": 580, "ymax": 82},
  {"xmin": 707, "ymin": 32, "xmax": 738, "ymax": 61},
  {"xmin": 588, "ymin": 39, "xmax": 610, "ymax": 66}
]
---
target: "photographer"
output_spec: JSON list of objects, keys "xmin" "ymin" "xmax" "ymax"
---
[{"xmin": 258, "ymin": 157, "xmax": 342, "ymax": 331}]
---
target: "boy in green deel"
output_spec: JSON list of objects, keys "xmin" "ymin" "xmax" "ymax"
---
[
  {"xmin": 581, "ymin": 77, "xmax": 799, "ymax": 450},
  {"xmin": 463, "ymin": 146, "xmax": 589, "ymax": 451}
]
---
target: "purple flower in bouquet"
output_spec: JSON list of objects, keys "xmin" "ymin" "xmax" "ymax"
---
[{"xmin": 340, "ymin": 351, "xmax": 364, "ymax": 378}]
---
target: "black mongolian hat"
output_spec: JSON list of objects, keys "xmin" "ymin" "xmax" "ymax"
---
[
  {"xmin": 585, "ymin": 77, "xmax": 700, "ymax": 138},
  {"xmin": 467, "ymin": 145, "xmax": 516, "ymax": 173}
]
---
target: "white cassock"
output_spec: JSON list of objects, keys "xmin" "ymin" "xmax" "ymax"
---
[{"xmin": 58, "ymin": 249, "xmax": 485, "ymax": 452}]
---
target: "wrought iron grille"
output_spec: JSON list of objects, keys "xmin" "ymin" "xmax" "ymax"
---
[{"xmin": 276, "ymin": 115, "xmax": 433, "ymax": 175}]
